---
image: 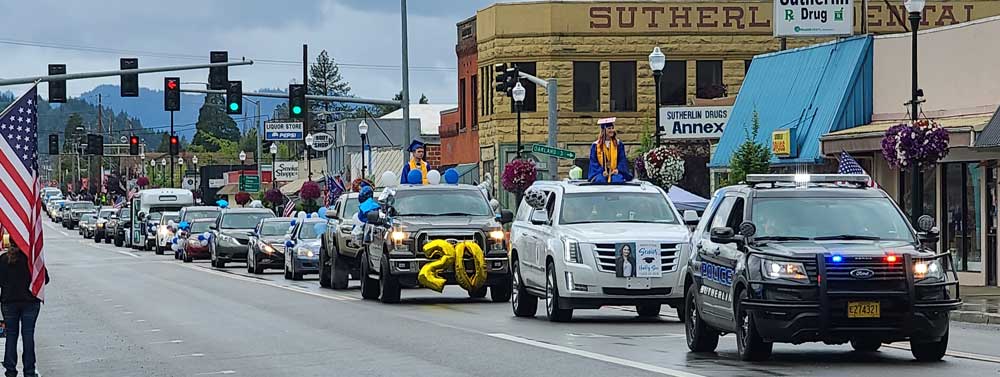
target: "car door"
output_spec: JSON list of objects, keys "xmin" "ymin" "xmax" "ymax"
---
[
  {"xmin": 520, "ymin": 191, "xmax": 553, "ymax": 287},
  {"xmin": 511, "ymin": 200, "xmax": 536, "ymax": 284},
  {"xmin": 696, "ymin": 195, "xmax": 737, "ymax": 325},
  {"xmin": 713, "ymin": 194, "xmax": 747, "ymax": 325}
]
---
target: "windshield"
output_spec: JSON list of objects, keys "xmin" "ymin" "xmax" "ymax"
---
[
  {"xmin": 148, "ymin": 212, "xmax": 163, "ymax": 222},
  {"xmin": 190, "ymin": 222, "xmax": 213, "ymax": 233},
  {"xmin": 221, "ymin": 212, "xmax": 274, "ymax": 229},
  {"xmin": 751, "ymin": 198, "xmax": 915, "ymax": 242},
  {"xmin": 297, "ymin": 222, "xmax": 324, "ymax": 239},
  {"xmin": 161, "ymin": 214, "xmax": 179, "ymax": 224},
  {"xmin": 393, "ymin": 190, "xmax": 492, "ymax": 217},
  {"xmin": 183, "ymin": 210, "xmax": 220, "ymax": 221},
  {"xmin": 260, "ymin": 222, "xmax": 291, "ymax": 236},
  {"xmin": 99, "ymin": 210, "xmax": 115, "ymax": 219},
  {"xmin": 81, "ymin": 214, "xmax": 96, "ymax": 221},
  {"xmin": 71, "ymin": 202, "xmax": 95, "ymax": 210},
  {"xmin": 560, "ymin": 192, "xmax": 678, "ymax": 225}
]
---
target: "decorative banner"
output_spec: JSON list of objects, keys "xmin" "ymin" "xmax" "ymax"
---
[
  {"xmin": 774, "ymin": 0, "xmax": 854, "ymax": 37},
  {"xmin": 659, "ymin": 106, "xmax": 730, "ymax": 140},
  {"xmin": 615, "ymin": 243, "xmax": 637, "ymax": 278},
  {"xmin": 264, "ymin": 121, "xmax": 304, "ymax": 141},
  {"xmin": 635, "ymin": 242, "xmax": 662, "ymax": 278},
  {"xmin": 274, "ymin": 161, "xmax": 299, "ymax": 182}
]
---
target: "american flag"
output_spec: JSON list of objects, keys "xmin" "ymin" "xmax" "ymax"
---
[
  {"xmin": 113, "ymin": 196, "xmax": 125, "ymax": 209},
  {"xmin": 282, "ymin": 198, "xmax": 297, "ymax": 217},
  {"xmin": 838, "ymin": 151, "xmax": 877, "ymax": 188},
  {"xmin": 0, "ymin": 86, "xmax": 46, "ymax": 300},
  {"xmin": 325, "ymin": 175, "xmax": 345, "ymax": 207}
]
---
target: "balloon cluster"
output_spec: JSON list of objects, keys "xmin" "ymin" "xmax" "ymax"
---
[{"xmin": 389, "ymin": 168, "xmax": 462, "ymax": 186}]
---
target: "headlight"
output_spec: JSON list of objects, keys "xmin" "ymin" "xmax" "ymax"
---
[
  {"xmin": 489, "ymin": 230, "xmax": 505, "ymax": 241},
  {"xmin": 219, "ymin": 234, "xmax": 237, "ymax": 243},
  {"xmin": 564, "ymin": 238, "xmax": 581, "ymax": 264},
  {"xmin": 761, "ymin": 259, "xmax": 809, "ymax": 283},
  {"xmin": 97, "ymin": 223, "xmax": 104, "ymax": 228},
  {"xmin": 261, "ymin": 243, "xmax": 276, "ymax": 254},
  {"xmin": 390, "ymin": 230, "xmax": 408, "ymax": 243},
  {"xmin": 914, "ymin": 259, "xmax": 944, "ymax": 281},
  {"xmin": 296, "ymin": 248, "xmax": 315, "ymax": 258}
]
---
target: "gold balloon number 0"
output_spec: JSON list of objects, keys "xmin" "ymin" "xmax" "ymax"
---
[{"xmin": 418, "ymin": 239, "xmax": 487, "ymax": 293}]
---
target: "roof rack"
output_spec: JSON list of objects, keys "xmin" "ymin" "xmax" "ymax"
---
[{"xmin": 745, "ymin": 174, "xmax": 871, "ymax": 189}]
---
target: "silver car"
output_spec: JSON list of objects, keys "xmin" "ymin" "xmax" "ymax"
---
[
  {"xmin": 320, "ymin": 193, "xmax": 365, "ymax": 289},
  {"xmin": 208, "ymin": 208, "xmax": 275, "ymax": 268}
]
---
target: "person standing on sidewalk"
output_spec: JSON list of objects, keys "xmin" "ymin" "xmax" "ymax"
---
[{"xmin": 0, "ymin": 242, "xmax": 49, "ymax": 377}]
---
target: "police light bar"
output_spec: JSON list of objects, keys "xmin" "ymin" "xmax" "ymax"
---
[{"xmin": 746, "ymin": 174, "xmax": 871, "ymax": 185}]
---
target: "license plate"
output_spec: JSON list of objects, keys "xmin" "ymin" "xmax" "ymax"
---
[
  {"xmin": 847, "ymin": 301, "xmax": 880, "ymax": 318},
  {"xmin": 625, "ymin": 277, "xmax": 650, "ymax": 290}
]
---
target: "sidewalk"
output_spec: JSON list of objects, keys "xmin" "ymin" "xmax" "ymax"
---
[{"xmin": 955, "ymin": 286, "xmax": 1000, "ymax": 325}]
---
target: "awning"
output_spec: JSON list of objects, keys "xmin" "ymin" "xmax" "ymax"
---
[
  {"xmin": 668, "ymin": 186, "xmax": 709, "ymax": 212},
  {"xmin": 216, "ymin": 183, "xmax": 240, "ymax": 196},
  {"xmin": 279, "ymin": 177, "xmax": 324, "ymax": 196},
  {"xmin": 973, "ymin": 105, "xmax": 1000, "ymax": 148},
  {"xmin": 820, "ymin": 114, "xmax": 992, "ymax": 155}
]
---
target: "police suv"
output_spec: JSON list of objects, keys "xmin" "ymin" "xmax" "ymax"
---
[{"xmin": 684, "ymin": 174, "xmax": 960, "ymax": 361}]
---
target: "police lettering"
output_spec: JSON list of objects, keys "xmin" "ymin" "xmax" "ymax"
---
[{"xmin": 700, "ymin": 262, "xmax": 734, "ymax": 286}]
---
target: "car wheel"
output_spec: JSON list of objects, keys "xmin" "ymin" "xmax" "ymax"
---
[
  {"xmin": 155, "ymin": 243, "xmax": 163, "ymax": 255},
  {"xmin": 359, "ymin": 251, "xmax": 380, "ymax": 300},
  {"xmin": 735, "ymin": 288, "xmax": 773, "ymax": 361},
  {"xmin": 511, "ymin": 259, "xmax": 537, "ymax": 317},
  {"xmin": 247, "ymin": 252, "xmax": 254, "ymax": 274},
  {"xmin": 685, "ymin": 284, "xmax": 720, "ymax": 352},
  {"xmin": 850, "ymin": 339, "xmax": 882, "ymax": 353},
  {"xmin": 251, "ymin": 254, "xmax": 264, "ymax": 274},
  {"xmin": 319, "ymin": 250, "xmax": 332, "ymax": 288},
  {"xmin": 114, "ymin": 235, "xmax": 123, "ymax": 247},
  {"xmin": 94, "ymin": 234, "xmax": 102, "ymax": 243},
  {"xmin": 545, "ymin": 262, "xmax": 573, "ymax": 322},
  {"xmin": 911, "ymin": 327, "xmax": 948, "ymax": 362},
  {"xmin": 636, "ymin": 304, "xmax": 662, "ymax": 318},
  {"xmin": 330, "ymin": 250, "xmax": 350, "ymax": 290},
  {"xmin": 490, "ymin": 279, "xmax": 513, "ymax": 303},
  {"xmin": 468, "ymin": 286, "xmax": 488, "ymax": 299},
  {"xmin": 379, "ymin": 257, "xmax": 401, "ymax": 303},
  {"xmin": 182, "ymin": 251, "xmax": 192, "ymax": 263}
]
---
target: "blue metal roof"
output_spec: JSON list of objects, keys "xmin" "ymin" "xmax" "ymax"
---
[{"xmin": 710, "ymin": 35, "xmax": 873, "ymax": 168}]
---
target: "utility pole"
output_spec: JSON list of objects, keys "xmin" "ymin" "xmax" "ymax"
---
[
  {"xmin": 401, "ymin": 0, "xmax": 412, "ymax": 167},
  {"xmin": 304, "ymin": 44, "xmax": 311, "ymax": 180}
]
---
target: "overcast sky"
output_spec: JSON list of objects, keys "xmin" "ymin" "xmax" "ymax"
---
[{"xmin": 0, "ymin": 0, "xmax": 511, "ymax": 104}]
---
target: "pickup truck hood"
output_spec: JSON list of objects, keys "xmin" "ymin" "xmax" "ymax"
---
[
  {"xmin": 557, "ymin": 223, "xmax": 689, "ymax": 243},
  {"xmin": 753, "ymin": 240, "xmax": 925, "ymax": 258},
  {"xmin": 395, "ymin": 215, "xmax": 499, "ymax": 231}
]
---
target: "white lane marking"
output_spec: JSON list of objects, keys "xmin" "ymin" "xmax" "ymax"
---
[
  {"xmin": 175, "ymin": 264, "xmax": 358, "ymax": 302},
  {"xmin": 81, "ymin": 240, "xmax": 141, "ymax": 259},
  {"xmin": 149, "ymin": 339, "xmax": 184, "ymax": 345},
  {"xmin": 102, "ymin": 298, "xmax": 112, "ymax": 302},
  {"xmin": 488, "ymin": 333, "xmax": 707, "ymax": 377},
  {"xmin": 113, "ymin": 305, "xmax": 124, "ymax": 308},
  {"xmin": 122, "ymin": 311, "xmax": 133, "ymax": 315},
  {"xmin": 135, "ymin": 319, "xmax": 146, "ymax": 323},
  {"xmin": 173, "ymin": 353, "xmax": 205, "ymax": 358},
  {"xmin": 148, "ymin": 329, "xmax": 161, "ymax": 333},
  {"xmin": 884, "ymin": 343, "xmax": 1000, "ymax": 364},
  {"xmin": 194, "ymin": 371, "xmax": 235, "ymax": 375}
]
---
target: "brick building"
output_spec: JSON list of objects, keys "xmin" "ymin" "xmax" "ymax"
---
[
  {"xmin": 469, "ymin": 0, "xmax": 1000, "ymax": 204},
  {"xmin": 439, "ymin": 16, "xmax": 482, "ymax": 168}
]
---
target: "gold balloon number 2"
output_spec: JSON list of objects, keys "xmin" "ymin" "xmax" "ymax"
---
[{"xmin": 418, "ymin": 239, "xmax": 487, "ymax": 293}]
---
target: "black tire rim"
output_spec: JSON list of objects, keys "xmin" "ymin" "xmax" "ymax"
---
[
  {"xmin": 512, "ymin": 263, "xmax": 520, "ymax": 311},
  {"xmin": 686, "ymin": 293, "xmax": 698, "ymax": 346},
  {"xmin": 546, "ymin": 269, "xmax": 554, "ymax": 317},
  {"xmin": 737, "ymin": 294, "xmax": 750, "ymax": 352}
]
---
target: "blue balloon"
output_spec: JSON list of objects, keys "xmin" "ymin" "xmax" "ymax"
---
[
  {"xmin": 407, "ymin": 169, "xmax": 423, "ymax": 184},
  {"xmin": 306, "ymin": 213, "xmax": 312, "ymax": 219},
  {"xmin": 318, "ymin": 207, "xmax": 328, "ymax": 219},
  {"xmin": 171, "ymin": 236, "xmax": 178, "ymax": 244},
  {"xmin": 290, "ymin": 219, "xmax": 297, "ymax": 226},
  {"xmin": 197, "ymin": 235, "xmax": 205, "ymax": 241},
  {"xmin": 314, "ymin": 223, "xmax": 327, "ymax": 235},
  {"xmin": 179, "ymin": 221, "xmax": 190, "ymax": 230},
  {"xmin": 216, "ymin": 199, "xmax": 229, "ymax": 208},
  {"xmin": 444, "ymin": 168, "xmax": 460, "ymax": 184}
]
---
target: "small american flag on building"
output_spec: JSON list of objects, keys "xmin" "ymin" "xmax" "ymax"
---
[
  {"xmin": 838, "ymin": 151, "xmax": 877, "ymax": 188},
  {"xmin": 282, "ymin": 198, "xmax": 297, "ymax": 217}
]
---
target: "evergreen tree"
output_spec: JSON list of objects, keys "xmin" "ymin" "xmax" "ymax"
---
[
  {"xmin": 155, "ymin": 132, "xmax": 171, "ymax": 153},
  {"xmin": 726, "ymin": 110, "xmax": 772, "ymax": 186},
  {"xmin": 191, "ymin": 94, "xmax": 240, "ymax": 152},
  {"xmin": 309, "ymin": 50, "xmax": 352, "ymax": 115},
  {"xmin": 62, "ymin": 114, "xmax": 85, "ymax": 153}
]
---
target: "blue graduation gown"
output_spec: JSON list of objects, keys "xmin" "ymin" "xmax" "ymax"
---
[
  {"xmin": 588, "ymin": 140, "xmax": 633, "ymax": 183},
  {"xmin": 400, "ymin": 161, "xmax": 431, "ymax": 184}
]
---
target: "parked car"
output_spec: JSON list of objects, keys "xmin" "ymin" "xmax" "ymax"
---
[
  {"xmin": 208, "ymin": 208, "xmax": 275, "ymax": 268},
  {"xmin": 180, "ymin": 219, "xmax": 216, "ymax": 263},
  {"xmin": 509, "ymin": 180, "xmax": 692, "ymax": 322},
  {"xmin": 78, "ymin": 212, "xmax": 99, "ymax": 238},
  {"xmin": 108, "ymin": 207, "xmax": 132, "ymax": 246},
  {"xmin": 247, "ymin": 217, "xmax": 293, "ymax": 274},
  {"xmin": 63, "ymin": 201, "xmax": 97, "ymax": 229},
  {"xmin": 320, "ymin": 193, "xmax": 364, "ymax": 289},
  {"xmin": 94, "ymin": 208, "xmax": 117, "ymax": 243},
  {"xmin": 283, "ymin": 218, "xmax": 324, "ymax": 280}
]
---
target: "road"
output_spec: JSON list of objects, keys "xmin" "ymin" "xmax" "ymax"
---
[{"xmin": 28, "ymin": 219, "xmax": 1000, "ymax": 377}]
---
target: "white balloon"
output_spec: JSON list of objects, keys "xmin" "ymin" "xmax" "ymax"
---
[
  {"xmin": 311, "ymin": 212, "xmax": 320, "ymax": 219},
  {"xmin": 297, "ymin": 211, "xmax": 307, "ymax": 220},
  {"xmin": 426, "ymin": 170, "xmax": 442, "ymax": 185},
  {"xmin": 380, "ymin": 171, "xmax": 398, "ymax": 187}
]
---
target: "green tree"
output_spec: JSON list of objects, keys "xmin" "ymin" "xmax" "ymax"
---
[
  {"xmin": 155, "ymin": 132, "xmax": 171, "ymax": 153},
  {"xmin": 726, "ymin": 110, "xmax": 772, "ymax": 186},
  {"xmin": 239, "ymin": 127, "xmax": 258, "ymax": 153},
  {"xmin": 62, "ymin": 113, "xmax": 85, "ymax": 153},
  {"xmin": 309, "ymin": 50, "xmax": 352, "ymax": 115},
  {"xmin": 191, "ymin": 94, "xmax": 240, "ymax": 152},
  {"xmin": 272, "ymin": 103, "xmax": 289, "ymax": 120}
]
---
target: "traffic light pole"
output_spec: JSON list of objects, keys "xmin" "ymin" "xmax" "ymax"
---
[
  {"xmin": 170, "ymin": 111, "xmax": 175, "ymax": 189},
  {"xmin": 512, "ymin": 71, "xmax": 560, "ymax": 180},
  {"xmin": 0, "ymin": 61, "xmax": 254, "ymax": 87},
  {"xmin": 178, "ymin": 88, "xmax": 401, "ymax": 106}
]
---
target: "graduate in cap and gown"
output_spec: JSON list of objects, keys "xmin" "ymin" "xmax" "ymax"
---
[
  {"xmin": 400, "ymin": 140, "xmax": 431, "ymax": 184},
  {"xmin": 588, "ymin": 117, "xmax": 633, "ymax": 183}
]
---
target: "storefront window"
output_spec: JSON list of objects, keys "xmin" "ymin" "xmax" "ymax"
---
[
  {"xmin": 573, "ymin": 62, "xmax": 600, "ymax": 112},
  {"xmin": 660, "ymin": 61, "xmax": 687, "ymax": 106},
  {"xmin": 900, "ymin": 168, "xmax": 937, "ymax": 222},
  {"xmin": 696, "ymin": 60, "xmax": 724, "ymax": 99},
  {"xmin": 610, "ymin": 61, "xmax": 636, "ymax": 112},
  {"xmin": 941, "ymin": 162, "xmax": 982, "ymax": 272}
]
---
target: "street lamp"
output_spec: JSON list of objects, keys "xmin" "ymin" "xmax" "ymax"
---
[
  {"xmin": 269, "ymin": 143, "xmax": 278, "ymax": 190},
  {"xmin": 239, "ymin": 151, "xmax": 247, "ymax": 192},
  {"xmin": 304, "ymin": 133, "xmax": 315, "ymax": 180},
  {"xmin": 160, "ymin": 158, "xmax": 167, "ymax": 188},
  {"xmin": 358, "ymin": 120, "xmax": 369, "ymax": 180},
  {"xmin": 649, "ymin": 46, "xmax": 666, "ymax": 148},
  {"xmin": 512, "ymin": 82, "xmax": 526, "ymax": 158},
  {"xmin": 906, "ymin": 0, "xmax": 925, "ymax": 223},
  {"xmin": 192, "ymin": 155, "xmax": 198, "ymax": 175}
]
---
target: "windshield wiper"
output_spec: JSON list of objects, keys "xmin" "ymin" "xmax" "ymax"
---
[
  {"xmin": 812, "ymin": 234, "xmax": 882, "ymax": 241},
  {"xmin": 754, "ymin": 236, "xmax": 811, "ymax": 241}
]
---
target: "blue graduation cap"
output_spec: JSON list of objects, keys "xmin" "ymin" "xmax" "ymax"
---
[{"xmin": 408, "ymin": 139, "xmax": 426, "ymax": 152}]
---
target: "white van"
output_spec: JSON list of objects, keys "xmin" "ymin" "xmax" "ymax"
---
[{"xmin": 129, "ymin": 189, "xmax": 195, "ymax": 250}]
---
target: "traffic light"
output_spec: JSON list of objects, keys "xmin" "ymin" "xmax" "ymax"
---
[
  {"xmin": 494, "ymin": 63, "xmax": 508, "ymax": 93},
  {"xmin": 129, "ymin": 135, "xmax": 139, "ymax": 156},
  {"xmin": 48, "ymin": 64, "xmax": 67, "ymax": 103},
  {"xmin": 169, "ymin": 134, "xmax": 179, "ymax": 156},
  {"xmin": 48, "ymin": 134, "xmax": 58, "ymax": 155},
  {"xmin": 288, "ymin": 84, "xmax": 306, "ymax": 119},
  {"xmin": 120, "ymin": 58, "xmax": 139, "ymax": 97},
  {"xmin": 87, "ymin": 134, "xmax": 103, "ymax": 156},
  {"xmin": 209, "ymin": 51, "xmax": 228, "ymax": 90},
  {"xmin": 226, "ymin": 81, "xmax": 242, "ymax": 115},
  {"xmin": 164, "ymin": 77, "xmax": 180, "ymax": 112}
]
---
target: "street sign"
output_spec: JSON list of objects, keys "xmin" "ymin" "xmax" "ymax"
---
[
  {"xmin": 274, "ymin": 161, "xmax": 299, "ymax": 182},
  {"xmin": 264, "ymin": 121, "xmax": 304, "ymax": 141},
  {"xmin": 531, "ymin": 144, "xmax": 576, "ymax": 160},
  {"xmin": 239, "ymin": 175, "xmax": 260, "ymax": 192},
  {"xmin": 208, "ymin": 178, "xmax": 226, "ymax": 189},
  {"xmin": 310, "ymin": 132, "xmax": 334, "ymax": 152},
  {"xmin": 774, "ymin": 0, "xmax": 853, "ymax": 37}
]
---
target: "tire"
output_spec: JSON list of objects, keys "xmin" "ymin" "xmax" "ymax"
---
[
  {"xmin": 319, "ymin": 250, "xmax": 332, "ymax": 288},
  {"xmin": 94, "ymin": 234, "xmax": 102, "ymax": 243},
  {"xmin": 251, "ymin": 255, "xmax": 264, "ymax": 274},
  {"xmin": 330, "ymin": 250, "xmax": 350, "ymax": 290},
  {"xmin": 735, "ymin": 288, "xmax": 773, "ymax": 361},
  {"xmin": 468, "ymin": 286, "xmax": 488, "ymax": 298},
  {"xmin": 490, "ymin": 279, "xmax": 513, "ymax": 303},
  {"xmin": 216, "ymin": 260, "xmax": 226, "ymax": 268},
  {"xmin": 359, "ymin": 251, "xmax": 380, "ymax": 300},
  {"xmin": 636, "ymin": 304, "xmax": 662, "ymax": 318},
  {"xmin": 544, "ymin": 262, "xmax": 573, "ymax": 322},
  {"xmin": 511, "ymin": 260, "xmax": 538, "ymax": 317},
  {"xmin": 113, "ymin": 235, "xmax": 123, "ymax": 247},
  {"xmin": 911, "ymin": 328, "xmax": 948, "ymax": 362},
  {"xmin": 247, "ymin": 253, "xmax": 255, "ymax": 273},
  {"xmin": 851, "ymin": 339, "xmax": 882, "ymax": 353},
  {"xmin": 379, "ymin": 257, "xmax": 401, "ymax": 304},
  {"xmin": 685, "ymin": 284, "xmax": 720, "ymax": 352},
  {"xmin": 155, "ymin": 244, "xmax": 163, "ymax": 255},
  {"xmin": 182, "ymin": 252, "xmax": 192, "ymax": 263}
]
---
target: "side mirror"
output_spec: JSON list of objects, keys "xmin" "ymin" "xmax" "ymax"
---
[
  {"xmin": 366, "ymin": 211, "xmax": 383, "ymax": 225},
  {"xmin": 209, "ymin": 224, "xmax": 218, "ymax": 230},
  {"xmin": 498, "ymin": 209, "xmax": 515, "ymax": 225},
  {"xmin": 710, "ymin": 227, "xmax": 744, "ymax": 247},
  {"xmin": 529, "ymin": 211, "xmax": 550, "ymax": 226},
  {"xmin": 138, "ymin": 212, "xmax": 146, "ymax": 221},
  {"xmin": 683, "ymin": 210, "xmax": 700, "ymax": 226}
]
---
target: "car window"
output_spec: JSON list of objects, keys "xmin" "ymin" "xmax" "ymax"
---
[
  {"xmin": 515, "ymin": 200, "xmax": 532, "ymax": 222},
  {"xmin": 725, "ymin": 197, "xmax": 746, "ymax": 229},
  {"xmin": 148, "ymin": 213, "xmax": 163, "ymax": 221},
  {"xmin": 81, "ymin": 214, "xmax": 96, "ymax": 221},
  {"xmin": 183, "ymin": 210, "xmax": 220, "ymax": 221},
  {"xmin": 71, "ymin": 202, "xmax": 96, "ymax": 210},
  {"xmin": 221, "ymin": 212, "xmax": 275, "ymax": 229},
  {"xmin": 161, "ymin": 214, "xmax": 179, "ymax": 223},
  {"xmin": 393, "ymin": 190, "xmax": 492, "ymax": 217},
  {"xmin": 260, "ymin": 222, "xmax": 291, "ymax": 236},
  {"xmin": 751, "ymin": 197, "xmax": 916, "ymax": 242},
  {"xmin": 297, "ymin": 222, "xmax": 324, "ymax": 239},
  {"xmin": 709, "ymin": 197, "xmax": 736, "ymax": 231},
  {"xmin": 190, "ymin": 222, "xmax": 213, "ymax": 233},
  {"xmin": 559, "ymin": 192, "xmax": 678, "ymax": 225}
]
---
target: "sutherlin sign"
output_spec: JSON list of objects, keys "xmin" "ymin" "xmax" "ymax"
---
[{"xmin": 774, "ymin": 0, "xmax": 854, "ymax": 37}]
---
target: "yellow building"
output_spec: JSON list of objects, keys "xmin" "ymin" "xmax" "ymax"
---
[{"xmin": 472, "ymin": 0, "xmax": 1000, "ymax": 203}]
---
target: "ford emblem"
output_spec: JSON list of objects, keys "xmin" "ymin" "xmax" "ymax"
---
[{"xmin": 849, "ymin": 268, "xmax": 875, "ymax": 279}]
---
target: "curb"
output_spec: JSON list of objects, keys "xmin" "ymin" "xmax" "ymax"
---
[{"xmin": 952, "ymin": 310, "xmax": 1000, "ymax": 325}]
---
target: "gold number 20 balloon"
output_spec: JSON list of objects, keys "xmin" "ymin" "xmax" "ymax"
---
[{"xmin": 418, "ymin": 239, "xmax": 488, "ymax": 293}]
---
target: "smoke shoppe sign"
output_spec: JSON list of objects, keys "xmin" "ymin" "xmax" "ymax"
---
[{"xmin": 774, "ymin": 0, "xmax": 854, "ymax": 36}]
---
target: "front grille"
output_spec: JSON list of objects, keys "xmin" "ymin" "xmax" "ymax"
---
[
  {"xmin": 593, "ymin": 243, "xmax": 680, "ymax": 274},
  {"xmin": 825, "ymin": 256, "xmax": 906, "ymax": 292},
  {"xmin": 236, "ymin": 238, "xmax": 249, "ymax": 245},
  {"xmin": 416, "ymin": 232, "xmax": 486, "ymax": 253}
]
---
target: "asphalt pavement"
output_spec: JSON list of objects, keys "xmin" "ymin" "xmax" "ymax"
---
[{"xmin": 22, "ymin": 219, "xmax": 1000, "ymax": 377}]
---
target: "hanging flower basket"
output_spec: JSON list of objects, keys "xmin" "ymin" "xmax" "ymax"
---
[
  {"xmin": 300, "ymin": 181, "xmax": 321, "ymax": 201},
  {"xmin": 264, "ymin": 188, "xmax": 284, "ymax": 206},
  {"xmin": 643, "ymin": 146, "xmax": 685, "ymax": 190},
  {"xmin": 501, "ymin": 159, "xmax": 538, "ymax": 194},
  {"xmin": 136, "ymin": 176, "xmax": 149, "ymax": 188},
  {"xmin": 235, "ymin": 192, "xmax": 252, "ymax": 206},
  {"xmin": 881, "ymin": 119, "xmax": 950, "ymax": 170}
]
